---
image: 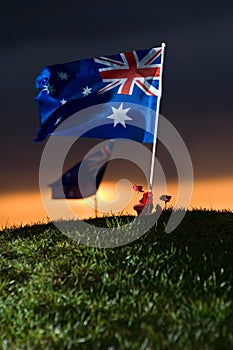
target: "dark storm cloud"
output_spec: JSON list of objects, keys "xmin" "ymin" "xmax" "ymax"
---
[{"xmin": 1, "ymin": 1, "xmax": 233, "ymax": 193}]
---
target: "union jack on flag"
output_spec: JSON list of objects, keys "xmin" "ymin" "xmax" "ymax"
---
[
  {"xmin": 94, "ymin": 48, "xmax": 162, "ymax": 96},
  {"xmin": 87, "ymin": 140, "xmax": 113, "ymax": 172},
  {"xmin": 34, "ymin": 45, "xmax": 165, "ymax": 143}
]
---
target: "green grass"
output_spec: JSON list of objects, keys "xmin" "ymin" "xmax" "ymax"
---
[{"xmin": 0, "ymin": 209, "xmax": 232, "ymax": 349}]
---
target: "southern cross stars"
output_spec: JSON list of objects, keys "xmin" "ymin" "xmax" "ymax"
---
[
  {"xmin": 60, "ymin": 98, "xmax": 67, "ymax": 105},
  {"xmin": 107, "ymin": 103, "xmax": 132, "ymax": 128},
  {"xmin": 43, "ymin": 83, "xmax": 55, "ymax": 94},
  {"xmin": 57, "ymin": 71, "xmax": 69, "ymax": 80},
  {"xmin": 54, "ymin": 117, "xmax": 62, "ymax": 126},
  {"xmin": 82, "ymin": 85, "xmax": 92, "ymax": 97}
]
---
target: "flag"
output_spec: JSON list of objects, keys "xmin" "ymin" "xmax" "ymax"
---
[
  {"xmin": 34, "ymin": 46, "xmax": 165, "ymax": 143},
  {"xmin": 49, "ymin": 140, "xmax": 114, "ymax": 199}
]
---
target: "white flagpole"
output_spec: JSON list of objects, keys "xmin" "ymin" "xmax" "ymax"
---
[
  {"xmin": 148, "ymin": 42, "xmax": 166, "ymax": 194},
  {"xmin": 94, "ymin": 194, "xmax": 98, "ymax": 218}
]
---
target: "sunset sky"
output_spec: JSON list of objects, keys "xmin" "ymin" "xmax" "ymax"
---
[{"xmin": 1, "ymin": 1, "xmax": 233, "ymax": 227}]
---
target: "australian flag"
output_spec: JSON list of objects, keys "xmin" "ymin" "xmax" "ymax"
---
[
  {"xmin": 34, "ymin": 46, "xmax": 164, "ymax": 143},
  {"xmin": 49, "ymin": 140, "xmax": 114, "ymax": 199}
]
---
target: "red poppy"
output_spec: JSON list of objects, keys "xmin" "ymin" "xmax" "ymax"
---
[
  {"xmin": 140, "ymin": 192, "xmax": 153, "ymax": 205},
  {"xmin": 160, "ymin": 195, "xmax": 172, "ymax": 203},
  {"xmin": 133, "ymin": 191, "xmax": 153, "ymax": 215},
  {"xmin": 133, "ymin": 184, "xmax": 144, "ymax": 193}
]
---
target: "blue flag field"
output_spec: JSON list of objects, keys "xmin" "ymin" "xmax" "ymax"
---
[{"xmin": 34, "ymin": 46, "xmax": 165, "ymax": 143}]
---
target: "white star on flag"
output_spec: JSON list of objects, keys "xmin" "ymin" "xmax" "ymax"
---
[
  {"xmin": 43, "ymin": 84, "xmax": 55, "ymax": 94},
  {"xmin": 54, "ymin": 117, "xmax": 62, "ymax": 126},
  {"xmin": 57, "ymin": 71, "xmax": 69, "ymax": 80},
  {"xmin": 82, "ymin": 85, "xmax": 92, "ymax": 96},
  {"xmin": 107, "ymin": 103, "xmax": 132, "ymax": 128},
  {"xmin": 60, "ymin": 98, "xmax": 67, "ymax": 105}
]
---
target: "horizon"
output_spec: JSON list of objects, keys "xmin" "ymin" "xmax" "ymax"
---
[{"xmin": 1, "ymin": 177, "xmax": 232, "ymax": 228}]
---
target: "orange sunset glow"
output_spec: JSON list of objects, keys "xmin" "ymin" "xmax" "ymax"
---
[{"xmin": 1, "ymin": 176, "xmax": 232, "ymax": 229}]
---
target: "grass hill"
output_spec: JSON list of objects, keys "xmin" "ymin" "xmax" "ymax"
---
[{"xmin": 0, "ymin": 209, "xmax": 232, "ymax": 349}]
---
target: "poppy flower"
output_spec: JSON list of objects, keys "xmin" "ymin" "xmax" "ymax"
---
[
  {"xmin": 160, "ymin": 195, "xmax": 172, "ymax": 203},
  {"xmin": 133, "ymin": 184, "xmax": 144, "ymax": 193},
  {"xmin": 133, "ymin": 191, "xmax": 154, "ymax": 215},
  {"xmin": 140, "ymin": 192, "xmax": 153, "ymax": 205}
]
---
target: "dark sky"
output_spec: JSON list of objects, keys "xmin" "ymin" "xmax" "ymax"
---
[{"xmin": 1, "ymin": 0, "xmax": 233, "ymax": 195}]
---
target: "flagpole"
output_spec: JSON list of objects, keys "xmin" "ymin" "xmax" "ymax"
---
[
  {"xmin": 148, "ymin": 42, "xmax": 166, "ymax": 194},
  {"xmin": 94, "ymin": 194, "xmax": 98, "ymax": 218}
]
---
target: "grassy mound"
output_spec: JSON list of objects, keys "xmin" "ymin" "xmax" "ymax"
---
[{"xmin": 0, "ymin": 209, "xmax": 232, "ymax": 349}]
